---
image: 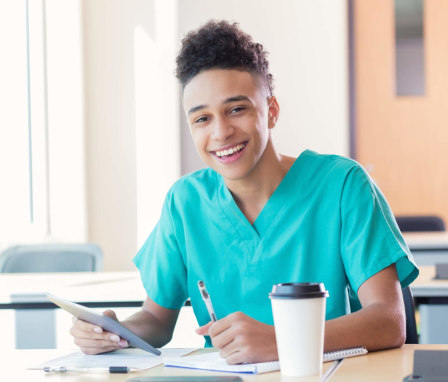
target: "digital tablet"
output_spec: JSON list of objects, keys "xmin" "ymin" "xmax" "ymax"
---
[
  {"xmin": 127, "ymin": 378, "xmax": 243, "ymax": 382},
  {"xmin": 46, "ymin": 293, "xmax": 161, "ymax": 356}
]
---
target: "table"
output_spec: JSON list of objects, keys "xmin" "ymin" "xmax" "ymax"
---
[
  {"xmin": 0, "ymin": 271, "xmax": 146, "ymax": 308},
  {"xmin": 410, "ymin": 265, "xmax": 448, "ymax": 344},
  {"xmin": 402, "ymin": 232, "xmax": 448, "ymax": 343},
  {"xmin": 3, "ymin": 344, "xmax": 448, "ymax": 382},
  {"xmin": 0, "ymin": 272, "xmax": 147, "ymax": 348},
  {"xmin": 403, "ymin": 232, "xmax": 448, "ymax": 265}
]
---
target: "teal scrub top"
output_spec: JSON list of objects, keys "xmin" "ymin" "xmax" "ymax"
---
[{"xmin": 133, "ymin": 150, "xmax": 419, "ymax": 346}]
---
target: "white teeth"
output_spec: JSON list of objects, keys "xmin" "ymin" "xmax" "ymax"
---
[{"xmin": 215, "ymin": 144, "xmax": 245, "ymax": 157}]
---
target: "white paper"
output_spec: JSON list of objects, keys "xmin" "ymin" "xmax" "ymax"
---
[
  {"xmin": 31, "ymin": 347, "xmax": 196, "ymax": 371},
  {"xmin": 164, "ymin": 351, "xmax": 280, "ymax": 374},
  {"xmin": 164, "ymin": 347, "xmax": 368, "ymax": 375}
]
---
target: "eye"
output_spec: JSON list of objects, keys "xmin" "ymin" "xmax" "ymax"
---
[
  {"xmin": 230, "ymin": 106, "xmax": 246, "ymax": 114},
  {"xmin": 193, "ymin": 116, "xmax": 209, "ymax": 125}
]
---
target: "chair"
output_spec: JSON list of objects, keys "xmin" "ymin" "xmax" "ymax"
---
[
  {"xmin": 0, "ymin": 243, "xmax": 103, "ymax": 349},
  {"xmin": 395, "ymin": 215, "xmax": 445, "ymax": 232},
  {"xmin": 0, "ymin": 243, "xmax": 103, "ymax": 273},
  {"xmin": 403, "ymin": 286, "xmax": 419, "ymax": 344}
]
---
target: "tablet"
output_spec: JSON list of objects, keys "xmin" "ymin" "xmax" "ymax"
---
[
  {"xmin": 46, "ymin": 293, "xmax": 161, "ymax": 356},
  {"xmin": 127, "ymin": 378, "xmax": 243, "ymax": 382}
]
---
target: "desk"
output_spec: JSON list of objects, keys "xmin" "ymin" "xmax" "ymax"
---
[
  {"xmin": 411, "ymin": 265, "xmax": 448, "ymax": 343},
  {"xmin": 0, "ymin": 271, "xmax": 146, "ymax": 308},
  {"xmin": 397, "ymin": 232, "xmax": 448, "ymax": 343},
  {"xmin": 0, "ymin": 272, "xmax": 146, "ymax": 348},
  {"xmin": 4, "ymin": 344, "xmax": 448, "ymax": 382},
  {"xmin": 404, "ymin": 232, "xmax": 448, "ymax": 265}
]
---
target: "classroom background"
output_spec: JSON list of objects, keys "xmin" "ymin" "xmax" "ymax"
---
[{"xmin": 1, "ymin": 0, "xmax": 447, "ymax": 351}]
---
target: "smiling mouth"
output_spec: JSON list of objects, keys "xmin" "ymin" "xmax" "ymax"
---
[{"xmin": 212, "ymin": 142, "xmax": 247, "ymax": 158}]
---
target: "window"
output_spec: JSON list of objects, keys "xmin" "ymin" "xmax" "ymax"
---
[{"xmin": 0, "ymin": 0, "xmax": 49, "ymax": 246}]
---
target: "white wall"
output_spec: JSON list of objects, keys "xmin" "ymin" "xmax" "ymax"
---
[
  {"xmin": 0, "ymin": 0, "xmax": 36, "ymax": 246},
  {"xmin": 178, "ymin": 0, "xmax": 349, "ymax": 174},
  {"xmin": 82, "ymin": 0, "xmax": 180, "ymax": 271},
  {"xmin": 46, "ymin": 0, "xmax": 87, "ymax": 242}
]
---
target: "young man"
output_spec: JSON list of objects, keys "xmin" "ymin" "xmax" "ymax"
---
[{"xmin": 71, "ymin": 20, "xmax": 418, "ymax": 364}]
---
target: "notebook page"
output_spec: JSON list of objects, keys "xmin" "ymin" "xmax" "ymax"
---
[
  {"xmin": 164, "ymin": 352, "xmax": 279, "ymax": 374},
  {"xmin": 164, "ymin": 347, "xmax": 368, "ymax": 374}
]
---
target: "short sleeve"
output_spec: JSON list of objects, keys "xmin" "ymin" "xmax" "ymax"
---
[
  {"xmin": 133, "ymin": 192, "xmax": 188, "ymax": 309},
  {"xmin": 340, "ymin": 164, "xmax": 419, "ymax": 296}
]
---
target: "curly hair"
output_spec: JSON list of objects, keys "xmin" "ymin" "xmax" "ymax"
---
[{"xmin": 176, "ymin": 20, "xmax": 273, "ymax": 94}]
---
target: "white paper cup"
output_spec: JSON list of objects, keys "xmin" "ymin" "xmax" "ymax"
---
[{"xmin": 270, "ymin": 283, "xmax": 328, "ymax": 377}]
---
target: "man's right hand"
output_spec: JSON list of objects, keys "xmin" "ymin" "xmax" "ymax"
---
[{"xmin": 69, "ymin": 310, "xmax": 129, "ymax": 354}]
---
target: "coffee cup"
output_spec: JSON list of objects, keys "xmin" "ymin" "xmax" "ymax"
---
[{"xmin": 269, "ymin": 282, "xmax": 329, "ymax": 377}]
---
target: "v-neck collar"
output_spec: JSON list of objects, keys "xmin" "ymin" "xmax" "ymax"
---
[{"xmin": 215, "ymin": 151, "xmax": 306, "ymax": 242}]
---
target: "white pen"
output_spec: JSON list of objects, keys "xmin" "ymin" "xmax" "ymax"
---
[
  {"xmin": 197, "ymin": 280, "xmax": 217, "ymax": 322},
  {"xmin": 43, "ymin": 366, "xmax": 132, "ymax": 373},
  {"xmin": 319, "ymin": 358, "xmax": 344, "ymax": 382}
]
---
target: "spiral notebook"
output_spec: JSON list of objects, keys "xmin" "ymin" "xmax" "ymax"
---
[{"xmin": 164, "ymin": 347, "xmax": 367, "ymax": 374}]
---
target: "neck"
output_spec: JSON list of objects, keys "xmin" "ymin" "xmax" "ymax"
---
[{"xmin": 225, "ymin": 142, "xmax": 295, "ymax": 224}]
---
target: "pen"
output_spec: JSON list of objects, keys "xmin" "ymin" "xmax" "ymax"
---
[
  {"xmin": 43, "ymin": 366, "xmax": 132, "ymax": 373},
  {"xmin": 197, "ymin": 280, "xmax": 217, "ymax": 322},
  {"xmin": 319, "ymin": 358, "xmax": 343, "ymax": 382}
]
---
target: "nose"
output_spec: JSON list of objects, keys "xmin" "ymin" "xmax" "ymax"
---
[{"xmin": 212, "ymin": 116, "xmax": 234, "ymax": 141}]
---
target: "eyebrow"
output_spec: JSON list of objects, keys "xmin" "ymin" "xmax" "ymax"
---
[{"xmin": 187, "ymin": 95, "xmax": 251, "ymax": 115}]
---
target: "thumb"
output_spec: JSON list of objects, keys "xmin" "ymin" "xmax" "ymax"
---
[
  {"xmin": 196, "ymin": 321, "xmax": 213, "ymax": 336},
  {"xmin": 103, "ymin": 309, "xmax": 118, "ymax": 321}
]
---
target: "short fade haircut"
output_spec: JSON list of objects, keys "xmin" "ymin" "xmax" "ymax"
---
[{"xmin": 175, "ymin": 20, "xmax": 274, "ymax": 95}]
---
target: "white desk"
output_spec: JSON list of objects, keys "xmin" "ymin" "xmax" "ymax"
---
[
  {"xmin": 410, "ymin": 265, "xmax": 448, "ymax": 344},
  {"xmin": 0, "ymin": 271, "xmax": 146, "ymax": 307},
  {"xmin": 404, "ymin": 232, "xmax": 448, "ymax": 265},
  {"xmin": 403, "ymin": 232, "xmax": 448, "ymax": 343},
  {"xmin": 4, "ymin": 345, "xmax": 448, "ymax": 382},
  {"xmin": 0, "ymin": 272, "xmax": 147, "ymax": 348}
]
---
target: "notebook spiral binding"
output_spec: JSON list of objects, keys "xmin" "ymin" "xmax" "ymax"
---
[{"xmin": 323, "ymin": 347, "xmax": 368, "ymax": 362}]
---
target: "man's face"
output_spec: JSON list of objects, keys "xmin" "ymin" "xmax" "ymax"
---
[{"xmin": 182, "ymin": 69, "xmax": 278, "ymax": 182}]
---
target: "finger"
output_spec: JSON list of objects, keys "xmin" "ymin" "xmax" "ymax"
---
[
  {"xmin": 223, "ymin": 349, "xmax": 244, "ymax": 365},
  {"xmin": 107, "ymin": 334, "xmax": 129, "ymax": 347},
  {"xmin": 72, "ymin": 309, "xmax": 118, "ymax": 333},
  {"xmin": 195, "ymin": 321, "xmax": 213, "ymax": 335},
  {"xmin": 103, "ymin": 309, "xmax": 118, "ymax": 321},
  {"xmin": 70, "ymin": 325, "xmax": 122, "ymax": 343},
  {"xmin": 211, "ymin": 327, "xmax": 236, "ymax": 351},
  {"xmin": 72, "ymin": 318, "xmax": 103, "ymax": 334},
  {"xmin": 207, "ymin": 316, "xmax": 234, "ymax": 338},
  {"xmin": 79, "ymin": 345, "xmax": 121, "ymax": 355},
  {"xmin": 75, "ymin": 337, "xmax": 119, "ymax": 349},
  {"xmin": 70, "ymin": 323, "xmax": 105, "ymax": 338},
  {"xmin": 74, "ymin": 336, "xmax": 128, "ymax": 350}
]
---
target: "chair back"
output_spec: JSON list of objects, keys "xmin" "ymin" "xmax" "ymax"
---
[
  {"xmin": 0, "ymin": 243, "xmax": 103, "ymax": 273},
  {"xmin": 396, "ymin": 215, "xmax": 445, "ymax": 232},
  {"xmin": 403, "ymin": 286, "xmax": 418, "ymax": 344}
]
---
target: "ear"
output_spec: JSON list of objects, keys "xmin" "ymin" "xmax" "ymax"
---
[{"xmin": 267, "ymin": 96, "xmax": 280, "ymax": 129}]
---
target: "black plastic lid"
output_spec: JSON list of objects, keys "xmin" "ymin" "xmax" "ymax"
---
[{"xmin": 269, "ymin": 282, "xmax": 329, "ymax": 299}]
